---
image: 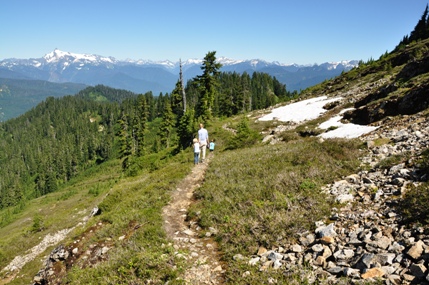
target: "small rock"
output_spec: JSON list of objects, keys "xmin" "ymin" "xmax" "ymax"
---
[
  {"xmin": 183, "ymin": 229, "xmax": 195, "ymax": 236},
  {"xmin": 320, "ymin": 236, "xmax": 335, "ymax": 245},
  {"xmin": 407, "ymin": 240, "xmax": 425, "ymax": 259},
  {"xmin": 257, "ymin": 247, "xmax": 267, "ymax": 256},
  {"xmin": 273, "ymin": 259, "xmax": 282, "ymax": 269},
  {"xmin": 101, "ymin": 246, "xmax": 109, "ymax": 255},
  {"xmin": 327, "ymin": 266, "xmax": 343, "ymax": 275},
  {"xmin": 336, "ymin": 194, "xmax": 354, "ymax": 203},
  {"xmin": 314, "ymin": 256, "xmax": 326, "ymax": 267},
  {"xmin": 290, "ymin": 244, "xmax": 302, "ymax": 253},
  {"xmin": 361, "ymin": 267, "xmax": 385, "ymax": 279},
  {"xmin": 249, "ymin": 257, "xmax": 260, "ymax": 266},
  {"xmin": 316, "ymin": 223, "xmax": 337, "ymax": 238},
  {"xmin": 311, "ymin": 244, "xmax": 324, "ymax": 252},
  {"xmin": 233, "ymin": 254, "xmax": 245, "ymax": 261}
]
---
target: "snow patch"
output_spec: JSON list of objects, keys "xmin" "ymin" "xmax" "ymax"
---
[
  {"xmin": 258, "ymin": 96, "xmax": 377, "ymax": 139},
  {"xmin": 259, "ymin": 96, "xmax": 341, "ymax": 123}
]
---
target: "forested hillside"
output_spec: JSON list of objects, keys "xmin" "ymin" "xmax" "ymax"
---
[{"xmin": 0, "ymin": 56, "xmax": 293, "ymax": 212}]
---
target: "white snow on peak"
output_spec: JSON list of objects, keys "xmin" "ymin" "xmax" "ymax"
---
[
  {"xmin": 43, "ymin": 49, "xmax": 115, "ymax": 64},
  {"xmin": 323, "ymin": 60, "xmax": 358, "ymax": 70},
  {"xmin": 152, "ymin": 60, "xmax": 176, "ymax": 68},
  {"xmin": 250, "ymin": 59, "xmax": 259, "ymax": 66},
  {"xmin": 216, "ymin": 57, "xmax": 244, "ymax": 65},
  {"xmin": 100, "ymin": 56, "xmax": 114, "ymax": 63},
  {"xmin": 3, "ymin": 49, "xmax": 358, "ymax": 72},
  {"xmin": 32, "ymin": 60, "xmax": 41, "ymax": 67},
  {"xmin": 259, "ymin": 96, "xmax": 377, "ymax": 139},
  {"xmin": 184, "ymin": 58, "xmax": 203, "ymax": 65}
]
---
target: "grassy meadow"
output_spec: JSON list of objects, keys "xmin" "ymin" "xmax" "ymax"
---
[
  {"xmin": 188, "ymin": 117, "xmax": 364, "ymax": 284},
  {"xmin": 0, "ymin": 114, "xmax": 366, "ymax": 284}
]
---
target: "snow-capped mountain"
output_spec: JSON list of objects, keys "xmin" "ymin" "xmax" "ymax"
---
[{"xmin": 0, "ymin": 49, "xmax": 359, "ymax": 94}]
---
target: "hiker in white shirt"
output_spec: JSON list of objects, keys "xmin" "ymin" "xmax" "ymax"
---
[{"xmin": 198, "ymin": 123, "xmax": 209, "ymax": 162}]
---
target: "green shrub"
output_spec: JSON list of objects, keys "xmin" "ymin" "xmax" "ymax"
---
[
  {"xmin": 226, "ymin": 116, "xmax": 261, "ymax": 150},
  {"xmin": 31, "ymin": 214, "xmax": 44, "ymax": 233},
  {"xmin": 279, "ymin": 131, "xmax": 300, "ymax": 142}
]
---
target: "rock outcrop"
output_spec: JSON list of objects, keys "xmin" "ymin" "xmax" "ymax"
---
[{"xmin": 247, "ymin": 113, "xmax": 429, "ymax": 284}]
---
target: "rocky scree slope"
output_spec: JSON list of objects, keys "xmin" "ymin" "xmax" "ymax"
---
[
  {"xmin": 246, "ymin": 41, "xmax": 429, "ymax": 284},
  {"xmin": 253, "ymin": 112, "xmax": 429, "ymax": 284}
]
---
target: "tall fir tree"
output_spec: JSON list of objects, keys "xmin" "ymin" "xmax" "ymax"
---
[
  {"xmin": 171, "ymin": 81, "xmax": 185, "ymax": 117},
  {"xmin": 136, "ymin": 95, "xmax": 148, "ymax": 156},
  {"xmin": 177, "ymin": 109, "xmax": 195, "ymax": 150},
  {"xmin": 195, "ymin": 51, "xmax": 222, "ymax": 122},
  {"xmin": 118, "ymin": 113, "xmax": 132, "ymax": 159},
  {"xmin": 158, "ymin": 100, "xmax": 175, "ymax": 149},
  {"xmin": 410, "ymin": 4, "xmax": 429, "ymax": 42}
]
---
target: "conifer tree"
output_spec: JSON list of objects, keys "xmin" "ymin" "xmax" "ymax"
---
[
  {"xmin": 136, "ymin": 95, "xmax": 148, "ymax": 156},
  {"xmin": 118, "ymin": 113, "xmax": 132, "ymax": 159},
  {"xmin": 171, "ymin": 59, "xmax": 187, "ymax": 116},
  {"xmin": 171, "ymin": 81, "xmax": 185, "ymax": 117},
  {"xmin": 177, "ymin": 109, "xmax": 195, "ymax": 150},
  {"xmin": 196, "ymin": 51, "xmax": 222, "ymax": 121},
  {"xmin": 159, "ymin": 101, "xmax": 174, "ymax": 149},
  {"xmin": 410, "ymin": 4, "xmax": 429, "ymax": 42},
  {"xmin": 396, "ymin": 4, "xmax": 429, "ymax": 50}
]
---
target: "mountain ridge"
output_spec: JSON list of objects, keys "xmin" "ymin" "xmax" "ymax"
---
[
  {"xmin": 2, "ymin": 48, "xmax": 357, "ymax": 70},
  {"xmin": 0, "ymin": 49, "xmax": 359, "ymax": 95}
]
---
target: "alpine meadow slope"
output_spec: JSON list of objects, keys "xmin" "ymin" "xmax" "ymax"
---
[{"xmin": 2, "ymin": 6, "xmax": 429, "ymax": 284}]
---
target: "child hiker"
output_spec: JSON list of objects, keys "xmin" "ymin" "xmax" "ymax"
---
[
  {"xmin": 193, "ymin": 138, "xmax": 200, "ymax": 165},
  {"xmin": 209, "ymin": 139, "xmax": 215, "ymax": 152}
]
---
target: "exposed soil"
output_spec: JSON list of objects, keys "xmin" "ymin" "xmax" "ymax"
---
[{"xmin": 162, "ymin": 154, "xmax": 226, "ymax": 284}]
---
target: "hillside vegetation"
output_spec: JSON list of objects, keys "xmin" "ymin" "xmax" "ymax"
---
[{"xmin": 2, "ymin": 6, "xmax": 429, "ymax": 284}]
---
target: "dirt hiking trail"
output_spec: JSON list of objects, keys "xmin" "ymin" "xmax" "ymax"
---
[{"xmin": 162, "ymin": 154, "xmax": 225, "ymax": 284}]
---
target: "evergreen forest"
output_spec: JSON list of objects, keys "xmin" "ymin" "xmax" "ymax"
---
[{"xmin": 0, "ymin": 52, "xmax": 295, "ymax": 212}]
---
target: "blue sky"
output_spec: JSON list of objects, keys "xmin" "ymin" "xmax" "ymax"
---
[{"xmin": 1, "ymin": 0, "xmax": 428, "ymax": 64}]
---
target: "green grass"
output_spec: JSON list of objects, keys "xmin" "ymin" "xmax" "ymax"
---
[
  {"xmin": 0, "ymin": 112, "xmax": 389, "ymax": 284},
  {"xmin": 0, "ymin": 160, "xmax": 121, "ymax": 283},
  {"xmin": 375, "ymin": 153, "xmax": 409, "ymax": 170},
  {"xmin": 64, "ymin": 152, "xmax": 192, "ymax": 284},
  {"xmin": 0, "ymin": 149, "xmax": 193, "ymax": 284},
  {"xmin": 188, "ymin": 136, "xmax": 362, "ymax": 283}
]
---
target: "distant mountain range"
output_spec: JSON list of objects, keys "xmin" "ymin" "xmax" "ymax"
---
[{"xmin": 0, "ymin": 49, "xmax": 359, "ymax": 95}]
